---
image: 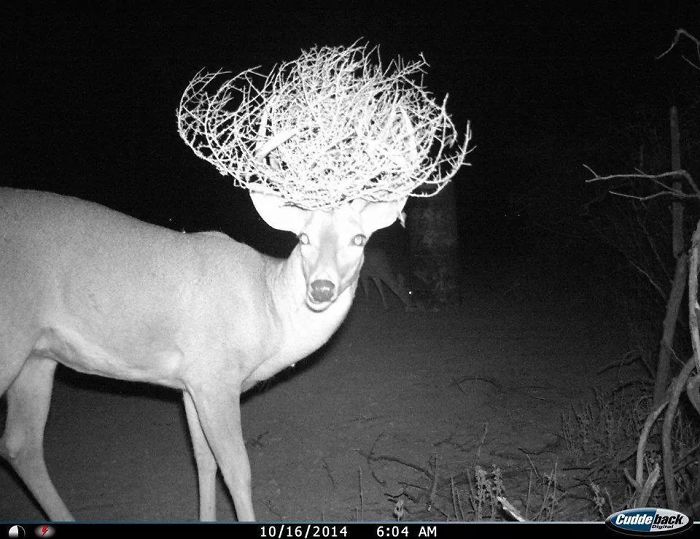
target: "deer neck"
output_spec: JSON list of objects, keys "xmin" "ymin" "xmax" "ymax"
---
[{"xmin": 264, "ymin": 244, "xmax": 358, "ymax": 366}]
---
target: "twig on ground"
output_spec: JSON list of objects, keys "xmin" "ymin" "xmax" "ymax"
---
[
  {"xmin": 363, "ymin": 433, "xmax": 388, "ymax": 486},
  {"xmin": 451, "ymin": 476, "xmax": 465, "ymax": 521},
  {"xmin": 525, "ymin": 469, "xmax": 533, "ymax": 520},
  {"xmin": 359, "ymin": 451, "xmax": 432, "ymax": 479},
  {"xmin": 452, "ymin": 376, "xmax": 502, "ymax": 392},
  {"xmin": 498, "ymin": 496, "xmax": 525, "ymax": 521},
  {"xmin": 477, "ymin": 423, "xmax": 488, "ymax": 462},
  {"xmin": 521, "ymin": 449, "xmax": 541, "ymax": 480},
  {"xmin": 371, "ymin": 469, "xmax": 387, "ymax": 487},
  {"xmin": 358, "ymin": 467, "xmax": 364, "ymax": 521},
  {"xmin": 322, "ymin": 458, "xmax": 336, "ymax": 489},
  {"xmin": 427, "ymin": 454, "xmax": 439, "ymax": 512},
  {"xmin": 596, "ymin": 349, "xmax": 645, "ymax": 376}
]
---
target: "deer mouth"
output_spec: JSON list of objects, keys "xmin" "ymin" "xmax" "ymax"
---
[
  {"xmin": 306, "ymin": 278, "xmax": 337, "ymax": 310},
  {"xmin": 305, "ymin": 295, "xmax": 334, "ymax": 312}
]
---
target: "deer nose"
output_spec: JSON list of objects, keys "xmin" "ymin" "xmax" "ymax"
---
[{"xmin": 310, "ymin": 279, "xmax": 335, "ymax": 303}]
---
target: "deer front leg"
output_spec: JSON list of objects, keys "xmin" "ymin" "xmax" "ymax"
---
[
  {"xmin": 188, "ymin": 384, "xmax": 255, "ymax": 521},
  {"xmin": 183, "ymin": 391, "xmax": 217, "ymax": 521},
  {"xmin": 1, "ymin": 357, "xmax": 73, "ymax": 521}
]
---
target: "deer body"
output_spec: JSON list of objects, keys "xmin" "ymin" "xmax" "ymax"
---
[{"xmin": 0, "ymin": 187, "xmax": 404, "ymax": 521}]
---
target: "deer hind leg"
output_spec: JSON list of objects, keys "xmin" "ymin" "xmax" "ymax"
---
[
  {"xmin": 183, "ymin": 391, "xmax": 217, "ymax": 521},
  {"xmin": 187, "ymin": 386, "xmax": 255, "ymax": 521},
  {"xmin": 0, "ymin": 356, "xmax": 73, "ymax": 521}
]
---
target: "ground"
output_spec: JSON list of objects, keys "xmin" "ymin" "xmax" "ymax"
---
[{"xmin": 0, "ymin": 251, "xmax": 628, "ymax": 522}]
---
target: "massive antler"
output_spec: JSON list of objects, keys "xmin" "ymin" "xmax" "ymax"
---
[{"xmin": 177, "ymin": 42, "xmax": 471, "ymax": 209}]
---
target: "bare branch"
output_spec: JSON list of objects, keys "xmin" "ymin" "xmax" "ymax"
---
[
  {"xmin": 627, "ymin": 259, "xmax": 668, "ymax": 302},
  {"xmin": 638, "ymin": 463, "xmax": 661, "ymax": 507},
  {"xmin": 607, "ymin": 190, "xmax": 687, "ymax": 202},
  {"xmin": 688, "ymin": 374, "xmax": 700, "ymax": 416},
  {"xmin": 656, "ymin": 28, "xmax": 700, "ymax": 70},
  {"xmin": 689, "ymin": 222, "xmax": 700, "ymax": 374},
  {"xmin": 635, "ymin": 398, "xmax": 667, "ymax": 489},
  {"xmin": 584, "ymin": 165, "xmax": 700, "ymax": 199},
  {"xmin": 177, "ymin": 42, "xmax": 472, "ymax": 209},
  {"xmin": 662, "ymin": 356, "xmax": 697, "ymax": 508}
]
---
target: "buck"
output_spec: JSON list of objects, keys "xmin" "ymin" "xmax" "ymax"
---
[
  {"xmin": 0, "ymin": 187, "xmax": 406, "ymax": 521},
  {"xmin": 359, "ymin": 247, "xmax": 413, "ymax": 310},
  {"xmin": 0, "ymin": 42, "xmax": 470, "ymax": 522}
]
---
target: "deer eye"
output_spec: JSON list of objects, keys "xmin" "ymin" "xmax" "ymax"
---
[
  {"xmin": 298, "ymin": 233, "xmax": 310, "ymax": 245},
  {"xmin": 352, "ymin": 234, "xmax": 367, "ymax": 246}
]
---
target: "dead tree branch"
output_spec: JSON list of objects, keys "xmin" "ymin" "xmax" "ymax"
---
[
  {"xmin": 689, "ymin": 221, "xmax": 700, "ymax": 374},
  {"xmin": 656, "ymin": 28, "xmax": 700, "ymax": 70},
  {"xmin": 687, "ymin": 222, "xmax": 700, "ymax": 415},
  {"xmin": 652, "ymin": 252, "xmax": 687, "ymax": 406},
  {"xmin": 662, "ymin": 356, "xmax": 697, "ymax": 509},
  {"xmin": 632, "ymin": 398, "xmax": 667, "ymax": 492},
  {"xmin": 584, "ymin": 166, "xmax": 700, "ymax": 199}
]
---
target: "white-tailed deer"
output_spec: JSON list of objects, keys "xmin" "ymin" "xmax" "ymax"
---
[
  {"xmin": 0, "ymin": 187, "xmax": 406, "ymax": 521},
  {"xmin": 359, "ymin": 247, "xmax": 412, "ymax": 310}
]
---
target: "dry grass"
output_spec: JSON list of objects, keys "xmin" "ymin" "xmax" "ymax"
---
[
  {"xmin": 561, "ymin": 384, "xmax": 700, "ymax": 516},
  {"xmin": 355, "ymin": 382, "xmax": 697, "ymax": 522}
]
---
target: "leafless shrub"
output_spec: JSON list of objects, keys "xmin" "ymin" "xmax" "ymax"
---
[{"xmin": 177, "ymin": 42, "xmax": 471, "ymax": 209}]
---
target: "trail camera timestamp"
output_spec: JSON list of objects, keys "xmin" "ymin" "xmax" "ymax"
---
[
  {"xmin": 259, "ymin": 525, "xmax": 349, "ymax": 538},
  {"xmin": 376, "ymin": 525, "xmax": 437, "ymax": 537},
  {"xmin": 375, "ymin": 526, "xmax": 409, "ymax": 537},
  {"xmin": 257, "ymin": 525, "xmax": 438, "ymax": 539}
]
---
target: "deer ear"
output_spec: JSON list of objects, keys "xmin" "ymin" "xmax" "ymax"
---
[
  {"xmin": 359, "ymin": 197, "xmax": 408, "ymax": 235},
  {"xmin": 250, "ymin": 191, "xmax": 308, "ymax": 234}
]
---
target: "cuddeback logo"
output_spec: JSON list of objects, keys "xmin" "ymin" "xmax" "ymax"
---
[{"xmin": 606, "ymin": 508, "xmax": 692, "ymax": 535}]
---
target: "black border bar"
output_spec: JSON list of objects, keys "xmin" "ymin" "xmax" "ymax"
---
[{"xmin": 2, "ymin": 522, "xmax": 699, "ymax": 539}]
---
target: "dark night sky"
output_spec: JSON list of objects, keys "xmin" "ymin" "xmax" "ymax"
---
[{"xmin": 1, "ymin": 1, "xmax": 698, "ymax": 253}]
